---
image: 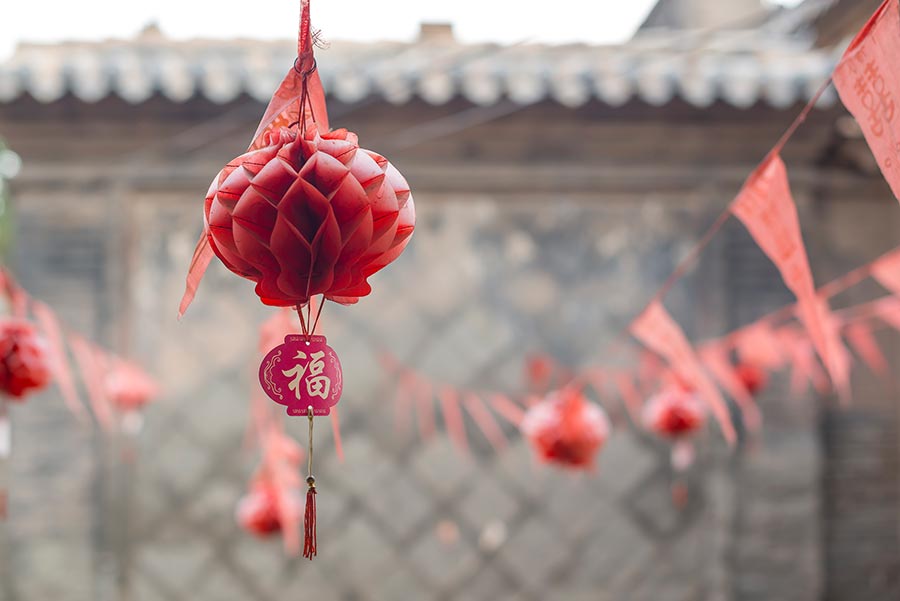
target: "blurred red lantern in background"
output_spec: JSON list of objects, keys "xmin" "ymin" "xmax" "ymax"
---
[
  {"xmin": 0, "ymin": 319, "xmax": 52, "ymax": 401},
  {"xmin": 642, "ymin": 388, "xmax": 706, "ymax": 440},
  {"xmin": 205, "ymin": 127, "xmax": 415, "ymax": 307},
  {"xmin": 735, "ymin": 362, "xmax": 768, "ymax": 396},
  {"xmin": 521, "ymin": 388, "xmax": 610, "ymax": 470},
  {"xmin": 105, "ymin": 362, "xmax": 159, "ymax": 412},
  {"xmin": 237, "ymin": 483, "xmax": 283, "ymax": 537}
]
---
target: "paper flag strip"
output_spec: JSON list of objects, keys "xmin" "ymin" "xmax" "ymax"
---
[
  {"xmin": 630, "ymin": 301, "xmax": 735, "ymax": 444},
  {"xmin": 700, "ymin": 345, "xmax": 761, "ymax": 432},
  {"xmin": 730, "ymin": 155, "xmax": 849, "ymax": 397},
  {"xmin": 845, "ymin": 322, "xmax": 889, "ymax": 378},
  {"xmin": 871, "ymin": 247, "xmax": 900, "ymax": 293},
  {"xmin": 734, "ymin": 322, "xmax": 786, "ymax": 370},
  {"xmin": 834, "ymin": 0, "xmax": 900, "ymax": 201}
]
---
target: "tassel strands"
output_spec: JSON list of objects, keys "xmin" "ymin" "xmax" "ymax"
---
[{"xmin": 303, "ymin": 406, "xmax": 317, "ymax": 559}]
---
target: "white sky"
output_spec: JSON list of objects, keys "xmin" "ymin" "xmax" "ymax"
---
[{"xmin": 1, "ymin": 0, "xmax": 805, "ymax": 60}]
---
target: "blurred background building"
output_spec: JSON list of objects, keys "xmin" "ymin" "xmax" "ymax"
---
[{"xmin": 0, "ymin": 0, "xmax": 897, "ymax": 599}]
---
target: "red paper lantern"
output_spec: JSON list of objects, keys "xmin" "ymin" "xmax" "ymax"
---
[
  {"xmin": 236, "ymin": 485, "xmax": 283, "ymax": 537},
  {"xmin": 0, "ymin": 319, "xmax": 52, "ymax": 401},
  {"xmin": 642, "ymin": 388, "xmax": 706, "ymax": 440},
  {"xmin": 205, "ymin": 127, "xmax": 415, "ymax": 307},
  {"xmin": 521, "ymin": 388, "xmax": 610, "ymax": 470},
  {"xmin": 105, "ymin": 363, "xmax": 159, "ymax": 412},
  {"xmin": 735, "ymin": 362, "xmax": 768, "ymax": 396}
]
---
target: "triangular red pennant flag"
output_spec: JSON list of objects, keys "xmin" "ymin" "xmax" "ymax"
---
[
  {"xmin": 177, "ymin": 235, "xmax": 214, "ymax": 319},
  {"xmin": 778, "ymin": 327, "xmax": 831, "ymax": 397},
  {"xmin": 871, "ymin": 247, "xmax": 900, "ymax": 293},
  {"xmin": 700, "ymin": 344, "xmax": 761, "ymax": 432},
  {"xmin": 733, "ymin": 322, "xmax": 786, "ymax": 370},
  {"xmin": 875, "ymin": 296, "xmax": 900, "ymax": 331},
  {"xmin": 730, "ymin": 155, "xmax": 849, "ymax": 398},
  {"xmin": 69, "ymin": 336, "xmax": 114, "ymax": 430},
  {"xmin": 845, "ymin": 322, "xmax": 889, "ymax": 378},
  {"xmin": 330, "ymin": 407, "xmax": 344, "ymax": 463},
  {"xmin": 833, "ymin": 0, "xmax": 900, "ymax": 201},
  {"xmin": 630, "ymin": 301, "xmax": 735, "ymax": 444},
  {"xmin": 413, "ymin": 377, "xmax": 436, "ymax": 442},
  {"xmin": 462, "ymin": 393, "xmax": 508, "ymax": 452},
  {"xmin": 439, "ymin": 386, "xmax": 468, "ymax": 455},
  {"xmin": 31, "ymin": 301, "xmax": 86, "ymax": 422},
  {"xmin": 489, "ymin": 394, "xmax": 525, "ymax": 428}
]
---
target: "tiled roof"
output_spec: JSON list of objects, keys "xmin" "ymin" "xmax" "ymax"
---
[{"xmin": 0, "ymin": 31, "xmax": 840, "ymax": 109}]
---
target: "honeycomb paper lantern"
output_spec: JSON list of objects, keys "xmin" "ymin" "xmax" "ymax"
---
[
  {"xmin": 0, "ymin": 319, "xmax": 52, "ymax": 401},
  {"xmin": 521, "ymin": 389, "xmax": 610, "ymax": 470},
  {"xmin": 205, "ymin": 127, "xmax": 415, "ymax": 307},
  {"xmin": 642, "ymin": 388, "xmax": 707, "ymax": 440}
]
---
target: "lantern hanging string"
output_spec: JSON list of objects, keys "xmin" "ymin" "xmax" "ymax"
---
[
  {"xmin": 294, "ymin": 296, "xmax": 326, "ymax": 340},
  {"xmin": 293, "ymin": 0, "xmax": 319, "ymax": 136}
]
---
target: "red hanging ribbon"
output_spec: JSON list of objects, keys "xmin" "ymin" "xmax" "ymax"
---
[
  {"xmin": 179, "ymin": 0, "xmax": 331, "ymax": 317},
  {"xmin": 31, "ymin": 300, "xmax": 86, "ymax": 421}
]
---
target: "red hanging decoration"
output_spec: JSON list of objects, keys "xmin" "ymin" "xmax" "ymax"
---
[
  {"xmin": 105, "ymin": 362, "xmax": 159, "ymax": 413},
  {"xmin": 643, "ymin": 388, "xmax": 707, "ymax": 471},
  {"xmin": 734, "ymin": 362, "xmax": 768, "ymax": 396},
  {"xmin": 0, "ymin": 319, "xmax": 52, "ymax": 401},
  {"xmin": 642, "ymin": 388, "xmax": 707, "ymax": 441},
  {"xmin": 237, "ymin": 483, "xmax": 284, "ymax": 537},
  {"xmin": 520, "ymin": 388, "xmax": 610, "ymax": 470},
  {"xmin": 180, "ymin": 0, "xmax": 416, "ymax": 560}
]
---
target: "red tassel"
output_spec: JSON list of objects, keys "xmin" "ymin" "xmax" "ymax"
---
[{"xmin": 303, "ymin": 477, "xmax": 317, "ymax": 559}]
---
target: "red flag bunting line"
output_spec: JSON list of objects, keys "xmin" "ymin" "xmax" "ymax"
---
[
  {"xmin": 0, "ymin": 268, "xmax": 157, "ymax": 428},
  {"xmin": 834, "ymin": 0, "xmax": 900, "ymax": 202}
]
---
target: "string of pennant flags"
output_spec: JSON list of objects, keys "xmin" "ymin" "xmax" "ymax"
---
[
  {"xmin": 0, "ymin": 268, "xmax": 159, "ymax": 426},
  {"xmin": 0, "ymin": 268, "xmax": 158, "ymax": 519},
  {"xmin": 378, "ymin": 0, "xmax": 900, "ymax": 467}
]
